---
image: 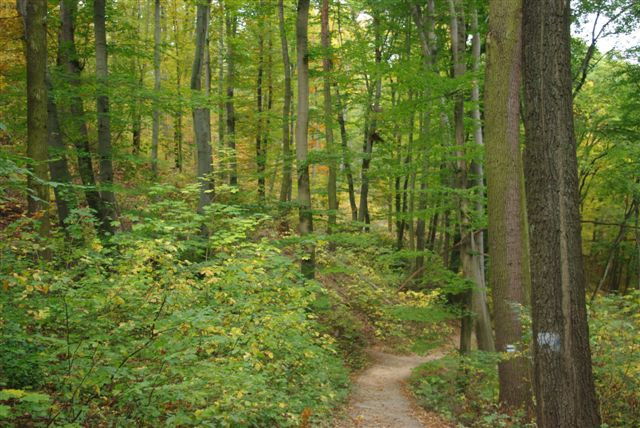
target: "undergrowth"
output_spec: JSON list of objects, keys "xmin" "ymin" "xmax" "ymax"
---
[
  {"xmin": 410, "ymin": 292, "xmax": 640, "ymax": 428},
  {"xmin": 0, "ymin": 185, "xmax": 349, "ymax": 427}
]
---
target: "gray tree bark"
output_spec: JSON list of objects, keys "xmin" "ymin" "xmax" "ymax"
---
[
  {"xmin": 225, "ymin": 11, "xmax": 238, "ymax": 187},
  {"xmin": 151, "ymin": 0, "xmax": 161, "ymax": 178},
  {"xmin": 321, "ymin": 0, "xmax": 338, "ymax": 234},
  {"xmin": 296, "ymin": 0, "xmax": 315, "ymax": 279},
  {"xmin": 191, "ymin": 0, "xmax": 214, "ymax": 213},
  {"xmin": 93, "ymin": 0, "xmax": 118, "ymax": 226},
  {"xmin": 58, "ymin": 0, "xmax": 112, "ymax": 235}
]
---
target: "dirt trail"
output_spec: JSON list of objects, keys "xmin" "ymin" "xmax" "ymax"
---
[{"xmin": 334, "ymin": 347, "xmax": 452, "ymax": 428}]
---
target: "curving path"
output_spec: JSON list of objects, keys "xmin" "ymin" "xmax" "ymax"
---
[{"xmin": 334, "ymin": 347, "xmax": 452, "ymax": 428}]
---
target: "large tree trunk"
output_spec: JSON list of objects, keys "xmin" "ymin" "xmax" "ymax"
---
[
  {"xmin": 296, "ymin": 0, "xmax": 314, "ymax": 279},
  {"xmin": 151, "ymin": 0, "xmax": 161, "ymax": 178},
  {"xmin": 225, "ymin": 11, "xmax": 238, "ymax": 187},
  {"xmin": 191, "ymin": 0, "xmax": 214, "ymax": 213},
  {"xmin": 522, "ymin": 1, "xmax": 600, "ymax": 426},
  {"xmin": 484, "ymin": 0, "xmax": 532, "ymax": 410},
  {"xmin": 321, "ymin": 0, "xmax": 338, "ymax": 234},
  {"xmin": 278, "ymin": 0, "xmax": 293, "ymax": 203},
  {"xmin": 22, "ymin": 0, "xmax": 50, "ymax": 238},
  {"xmin": 58, "ymin": 0, "xmax": 112, "ymax": 235},
  {"xmin": 93, "ymin": 0, "xmax": 118, "ymax": 225}
]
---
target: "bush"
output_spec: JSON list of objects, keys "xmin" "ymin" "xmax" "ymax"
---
[{"xmin": 0, "ymin": 191, "xmax": 348, "ymax": 427}]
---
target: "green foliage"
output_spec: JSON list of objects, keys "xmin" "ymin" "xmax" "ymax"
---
[
  {"xmin": 0, "ymin": 192, "xmax": 348, "ymax": 427},
  {"xmin": 410, "ymin": 293, "xmax": 640, "ymax": 428},
  {"xmin": 410, "ymin": 351, "xmax": 533, "ymax": 428},
  {"xmin": 590, "ymin": 292, "xmax": 640, "ymax": 426}
]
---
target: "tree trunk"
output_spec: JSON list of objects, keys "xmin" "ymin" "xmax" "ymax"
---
[
  {"xmin": 358, "ymin": 12, "xmax": 382, "ymax": 228},
  {"xmin": 58, "ymin": 0, "xmax": 112, "ymax": 235},
  {"xmin": 93, "ymin": 0, "xmax": 118, "ymax": 225},
  {"xmin": 225, "ymin": 11, "xmax": 238, "ymax": 187},
  {"xmin": 172, "ymin": 0, "xmax": 183, "ymax": 171},
  {"xmin": 278, "ymin": 0, "xmax": 292, "ymax": 203},
  {"xmin": 46, "ymin": 76, "xmax": 75, "ymax": 228},
  {"xmin": 151, "ymin": 0, "xmax": 161, "ymax": 178},
  {"xmin": 336, "ymin": 87, "xmax": 357, "ymax": 221},
  {"xmin": 296, "ymin": 0, "xmax": 314, "ymax": 279},
  {"xmin": 256, "ymin": 26, "xmax": 265, "ymax": 202},
  {"xmin": 217, "ymin": 1, "xmax": 225, "ymax": 180},
  {"xmin": 191, "ymin": 0, "xmax": 214, "ymax": 213},
  {"xmin": 22, "ymin": 0, "xmax": 50, "ymax": 238},
  {"xmin": 522, "ymin": 1, "xmax": 601, "ymax": 426},
  {"xmin": 484, "ymin": 0, "xmax": 532, "ymax": 410},
  {"xmin": 321, "ymin": 0, "xmax": 338, "ymax": 235}
]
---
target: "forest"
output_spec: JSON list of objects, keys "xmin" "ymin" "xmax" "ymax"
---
[{"xmin": 0, "ymin": 0, "xmax": 639, "ymax": 426}]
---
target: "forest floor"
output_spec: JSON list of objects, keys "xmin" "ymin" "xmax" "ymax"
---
[{"xmin": 334, "ymin": 346, "xmax": 453, "ymax": 428}]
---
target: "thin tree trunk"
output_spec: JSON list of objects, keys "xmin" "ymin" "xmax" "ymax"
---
[
  {"xmin": 172, "ymin": 0, "xmax": 183, "ymax": 171},
  {"xmin": 278, "ymin": 0, "xmax": 293, "ymax": 203},
  {"xmin": 22, "ymin": 0, "xmax": 50, "ymax": 239},
  {"xmin": 151, "ymin": 0, "xmax": 161, "ymax": 178},
  {"xmin": 358, "ymin": 13, "xmax": 381, "ymax": 228},
  {"xmin": 58, "ymin": 0, "xmax": 112, "ymax": 235},
  {"xmin": 485, "ymin": 0, "xmax": 532, "ymax": 410},
  {"xmin": 191, "ymin": 0, "xmax": 214, "ymax": 213},
  {"xmin": 46, "ymin": 76, "xmax": 75, "ymax": 228},
  {"xmin": 296, "ymin": 0, "xmax": 314, "ymax": 279},
  {"xmin": 256, "ymin": 25, "xmax": 265, "ymax": 202},
  {"xmin": 217, "ymin": 1, "xmax": 225, "ymax": 180},
  {"xmin": 322, "ymin": 0, "xmax": 338, "ymax": 235},
  {"xmin": 336, "ymin": 87, "xmax": 357, "ymax": 221},
  {"xmin": 522, "ymin": 1, "xmax": 601, "ymax": 425},
  {"xmin": 93, "ymin": 0, "xmax": 118, "ymax": 224},
  {"xmin": 225, "ymin": 11, "xmax": 238, "ymax": 187}
]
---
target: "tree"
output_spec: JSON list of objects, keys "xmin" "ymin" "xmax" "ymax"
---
[
  {"xmin": 484, "ymin": 0, "xmax": 532, "ymax": 410},
  {"xmin": 191, "ymin": 0, "xmax": 214, "ymax": 213},
  {"xmin": 523, "ymin": 0, "xmax": 600, "ymax": 425},
  {"xmin": 94, "ymin": 0, "xmax": 118, "ymax": 225},
  {"xmin": 58, "ymin": 0, "xmax": 112, "ymax": 235},
  {"xmin": 321, "ymin": 0, "xmax": 338, "ymax": 235},
  {"xmin": 278, "ymin": 0, "xmax": 293, "ymax": 204},
  {"xmin": 151, "ymin": 0, "xmax": 161, "ymax": 178},
  {"xmin": 21, "ymin": 0, "xmax": 50, "ymax": 238},
  {"xmin": 296, "ymin": 0, "xmax": 314, "ymax": 279},
  {"xmin": 225, "ymin": 8, "xmax": 238, "ymax": 187}
]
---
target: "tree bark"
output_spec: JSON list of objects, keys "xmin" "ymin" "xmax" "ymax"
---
[
  {"xmin": 485, "ymin": 0, "xmax": 532, "ymax": 410},
  {"xmin": 256, "ymin": 22, "xmax": 266, "ymax": 202},
  {"xmin": 93, "ymin": 0, "xmax": 118, "ymax": 225},
  {"xmin": 296, "ymin": 0, "xmax": 314, "ymax": 279},
  {"xmin": 278, "ymin": 0, "xmax": 292, "ymax": 203},
  {"xmin": 22, "ymin": 0, "xmax": 50, "ymax": 238},
  {"xmin": 151, "ymin": 0, "xmax": 161, "ymax": 178},
  {"xmin": 522, "ymin": 1, "xmax": 601, "ymax": 426},
  {"xmin": 46, "ymin": 76, "xmax": 75, "ymax": 228},
  {"xmin": 225, "ymin": 11, "xmax": 238, "ymax": 187},
  {"xmin": 191, "ymin": 0, "xmax": 214, "ymax": 213},
  {"xmin": 321, "ymin": 0, "xmax": 338, "ymax": 235},
  {"xmin": 357, "ymin": 12, "xmax": 382, "ymax": 228},
  {"xmin": 58, "ymin": 0, "xmax": 112, "ymax": 235}
]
